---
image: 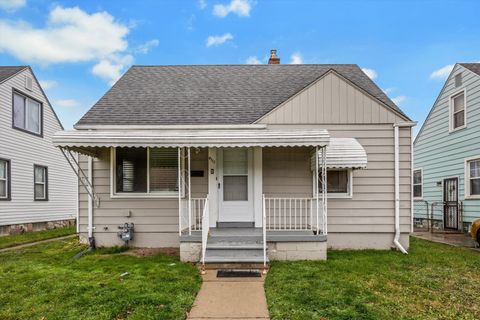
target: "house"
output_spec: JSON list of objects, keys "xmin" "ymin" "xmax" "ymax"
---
[
  {"xmin": 52, "ymin": 51, "xmax": 414, "ymax": 265},
  {"xmin": 0, "ymin": 66, "xmax": 77, "ymax": 235},
  {"xmin": 413, "ymin": 63, "xmax": 480, "ymax": 232}
]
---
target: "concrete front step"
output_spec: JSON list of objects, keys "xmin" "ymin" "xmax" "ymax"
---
[{"xmin": 204, "ymin": 248, "xmax": 268, "ymax": 264}]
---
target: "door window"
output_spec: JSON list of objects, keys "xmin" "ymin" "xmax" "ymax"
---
[{"xmin": 223, "ymin": 148, "xmax": 248, "ymax": 201}]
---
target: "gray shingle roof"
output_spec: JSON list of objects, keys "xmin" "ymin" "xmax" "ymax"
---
[
  {"xmin": 0, "ymin": 66, "xmax": 27, "ymax": 83},
  {"xmin": 76, "ymin": 64, "xmax": 409, "ymax": 126},
  {"xmin": 460, "ymin": 63, "xmax": 480, "ymax": 76}
]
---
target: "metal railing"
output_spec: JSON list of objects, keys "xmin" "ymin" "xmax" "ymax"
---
[
  {"xmin": 201, "ymin": 195, "xmax": 210, "ymax": 266},
  {"xmin": 262, "ymin": 195, "xmax": 267, "ymax": 268},
  {"xmin": 179, "ymin": 197, "xmax": 207, "ymax": 234},
  {"xmin": 264, "ymin": 197, "xmax": 323, "ymax": 232}
]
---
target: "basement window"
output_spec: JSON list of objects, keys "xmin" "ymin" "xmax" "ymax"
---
[{"xmin": 113, "ymin": 147, "xmax": 180, "ymax": 197}]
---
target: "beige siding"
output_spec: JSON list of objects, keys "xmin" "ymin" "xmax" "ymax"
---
[
  {"xmin": 78, "ymin": 148, "xmax": 207, "ymax": 247},
  {"xmin": 262, "ymin": 124, "xmax": 412, "ymax": 237},
  {"xmin": 0, "ymin": 68, "xmax": 77, "ymax": 226},
  {"xmin": 259, "ymin": 72, "xmax": 407, "ymax": 124}
]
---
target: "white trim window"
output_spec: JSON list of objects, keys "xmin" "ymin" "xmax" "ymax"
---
[
  {"xmin": 413, "ymin": 169, "xmax": 423, "ymax": 199},
  {"xmin": 465, "ymin": 157, "xmax": 480, "ymax": 199},
  {"xmin": 449, "ymin": 89, "xmax": 466, "ymax": 132},
  {"xmin": 318, "ymin": 169, "xmax": 353, "ymax": 198},
  {"xmin": 0, "ymin": 159, "xmax": 10, "ymax": 200},
  {"xmin": 13, "ymin": 91, "xmax": 42, "ymax": 136},
  {"xmin": 112, "ymin": 147, "xmax": 180, "ymax": 198},
  {"xmin": 34, "ymin": 165, "xmax": 48, "ymax": 201}
]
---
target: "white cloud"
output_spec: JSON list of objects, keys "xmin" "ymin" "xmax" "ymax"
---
[
  {"xmin": 391, "ymin": 95, "xmax": 406, "ymax": 105},
  {"xmin": 383, "ymin": 87, "xmax": 395, "ymax": 95},
  {"xmin": 198, "ymin": 0, "xmax": 207, "ymax": 9},
  {"xmin": 246, "ymin": 56, "xmax": 261, "ymax": 64},
  {"xmin": 134, "ymin": 39, "xmax": 159, "ymax": 54},
  {"xmin": 55, "ymin": 99, "xmax": 79, "ymax": 108},
  {"xmin": 361, "ymin": 68, "xmax": 377, "ymax": 80},
  {"xmin": 39, "ymin": 80, "xmax": 57, "ymax": 90},
  {"xmin": 92, "ymin": 54, "xmax": 133, "ymax": 85},
  {"xmin": 290, "ymin": 52, "xmax": 303, "ymax": 64},
  {"xmin": 0, "ymin": 6, "xmax": 134, "ymax": 85},
  {"xmin": 0, "ymin": 0, "xmax": 26, "ymax": 11},
  {"xmin": 213, "ymin": 0, "xmax": 251, "ymax": 17},
  {"xmin": 206, "ymin": 33, "xmax": 233, "ymax": 47},
  {"xmin": 430, "ymin": 64, "xmax": 454, "ymax": 80}
]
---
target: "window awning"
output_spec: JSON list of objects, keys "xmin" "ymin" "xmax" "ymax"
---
[
  {"xmin": 52, "ymin": 128, "xmax": 330, "ymax": 153},
  {"xmin": 312, "ymin": 138, "xmax": 367, "ymax": 169}
]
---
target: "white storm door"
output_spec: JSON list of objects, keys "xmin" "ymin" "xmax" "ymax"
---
[{"xmin": 218, "ymin": 148, "xmax": 254, "ymax": 222}]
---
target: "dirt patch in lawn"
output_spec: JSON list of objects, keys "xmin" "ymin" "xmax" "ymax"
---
[{"xmin": 125, "ymin": 247, "xmax": 180, "ymax": 257}]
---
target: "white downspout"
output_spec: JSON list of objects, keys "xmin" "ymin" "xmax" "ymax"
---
[
  {"xmin": 87, "ymin": 156, "xmax": 94, "ymax": 243},
  {"xmin": 394, "ymin": 124, "xmax": 408, "ymax": 254}
]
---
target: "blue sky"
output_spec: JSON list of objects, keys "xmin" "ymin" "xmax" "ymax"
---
[{"xmin": 0, "ymin": 0, "xmax": 479, "ymax": 131}]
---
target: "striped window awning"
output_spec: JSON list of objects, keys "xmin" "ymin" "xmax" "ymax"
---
[
  {"xmin": 52, "ymin": 128, "xmax": 330, "ymax": 155},
  {"xmin": 313, "ymin": 138, "xmax": 367, "ymax": 169}
]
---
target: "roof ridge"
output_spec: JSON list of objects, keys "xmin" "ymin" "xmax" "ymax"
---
[{"xmin": 130, "ymin": 64, "xmax": 359, "ymax": 67}]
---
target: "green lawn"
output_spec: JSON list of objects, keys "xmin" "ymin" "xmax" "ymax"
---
[
  {"xmin": 0, "ymin": 239, "xmax": 201, "ymax": 320},
  {"xmin": 0, "ymin": 226, "xmax": 76, "ymax": 249},
  {"xmin": 265, "ymin": 237, "xmax": 480, "ymax": 320}
]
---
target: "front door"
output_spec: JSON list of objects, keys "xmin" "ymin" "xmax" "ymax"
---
[
  {"xmin": 443, "ymin": 177, "xmax": 459, "ymax": 230},
  {"xmin": 218, "ymin": 148, "xmax": 254, "ymax": 222}
]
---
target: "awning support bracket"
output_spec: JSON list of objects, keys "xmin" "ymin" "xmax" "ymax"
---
[{"xmin": 59, "ymin": 147, "xmax": 100, "ymax": 208}]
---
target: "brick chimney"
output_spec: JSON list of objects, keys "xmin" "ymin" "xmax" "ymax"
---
[{"xmin": 268, "ymin": 49, "xmax": 280, "ymax": 64}]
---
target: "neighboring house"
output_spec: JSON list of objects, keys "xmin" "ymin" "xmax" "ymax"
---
[
  {"xmin": 0, "ymin": 66, "xmax": 77, "ymax": 235},
  {"xmin": 414, "ymin": 63, "xmax": 480, "ymax": 232},
  {"xmin": 53, "ymin": 51, "xmax": 414, "ymax": 265}
]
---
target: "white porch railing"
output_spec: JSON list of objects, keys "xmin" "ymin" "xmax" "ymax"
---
[
  {"xmin": 201, "ymin": 196, "xmax": 210, "ymax": 266},
  {"xmin": 179, "ymin": 197, "xmax": 207, "ymax": 234}
]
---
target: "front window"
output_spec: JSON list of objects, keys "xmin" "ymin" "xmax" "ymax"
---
[
  {"xmin": 0, "ymin": 159, "xmax": 10, "ymax": 200},
  {"xmin": 319, "ymin": 169, "xmax": 351, "ymax": 197},
  {"xmin": 34, "ymin": 165, "xmax": 48, "ymax": 200},
  {"xmin": 13, "ymin": 91, "xmax": 42, "ymax": 135},
  {"xmin": 467, "ymin": 159, "xmax": 480, "ymax": 197},
  {"xmin": 413, "ymin": 169, "xmax": 422, "ymax": 199},
  {"xmin": 114, "ymin": 147, "xmax": 179, "ymax": 196},
  {"xmin": 451, "ymin": 91, "xmax": 466, "ymax": 131}
]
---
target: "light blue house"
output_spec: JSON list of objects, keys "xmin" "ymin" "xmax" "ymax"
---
[{"xmin": 414, "ymin": 63, "xmax": 480, "ymax": 231}]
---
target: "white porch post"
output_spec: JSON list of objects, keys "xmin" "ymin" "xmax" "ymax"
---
[
  {"xmin": 315, "ymin": 146, "xmax": 319, "ymax": 233},
  {"xmin": 178, "ymin": 148, "xmax": 182, "ymax": 236},
  {"xmin": 322, "ymin": 146, "xmax": 327, "ymax": 235},
  {"xmin": 188, "ymin": 147, "xmax": 192, "ymax": 235}
]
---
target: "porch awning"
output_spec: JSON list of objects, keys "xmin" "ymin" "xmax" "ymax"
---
[
  {"xmin": 52, "ymin": 128, "xmax": 330, "ymax": 151},
  {"xmin": 313, "ymin": 138, "xmax": 367, "ymax": 169}
]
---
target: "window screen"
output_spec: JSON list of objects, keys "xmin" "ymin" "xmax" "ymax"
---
[
  {"xmin": 13, "ymin": 92, "xmax": 42, "ymax": 135},
  {"xmin": 223, "ymin": 148, "xmax": 248, "ymax": 201},
  {"xmin": 116, "ymin": 148, "xmax": 147, "ymax": 193}
]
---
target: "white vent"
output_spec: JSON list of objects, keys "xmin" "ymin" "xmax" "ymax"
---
[
  {"xmin": 455, "ymin": 73, "xmax": 462, "ymax": 88},
  {"xmin": 25, "ymin": 76, "xmax": 33, "ymax": 91}
]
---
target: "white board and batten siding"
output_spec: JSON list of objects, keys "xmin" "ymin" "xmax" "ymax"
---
[
  {"xmin": 414, "ymin": 64, "xmax": 480, "ymax": 224},
  {"xmin": 0, "ymin": 68, "xmax": 77, "ymax": 226},
  {"xmin": 258, "ymin": 71, "xmax": 412, "ymax": 249}
]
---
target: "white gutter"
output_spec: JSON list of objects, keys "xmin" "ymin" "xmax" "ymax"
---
[
  {"xmin": 74, "ymin": 124, "xmax": 268, "ymax": 130},
  {"xmin": 87, "ymin": 156, "xmax": 94, "ymax": 242},
  {"xmin": 393, "ymin": 122, "xmax": 416, "ymax": 254}
]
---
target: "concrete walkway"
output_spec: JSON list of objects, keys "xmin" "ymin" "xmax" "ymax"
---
[
  {"xmin": 0, "ymin": 234, "xmax": 76, "ymax": 253},
  {"xmin": 188, "ymin": 270, "xmax": 270, "ymax": 320},
  {"xmin": 413, "ymin": 232, "xmax": 479, "ymax": 252}
]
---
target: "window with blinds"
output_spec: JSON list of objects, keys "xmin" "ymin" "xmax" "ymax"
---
[
  {"xmin": 114, "ymin": 147, "xmax": 179, "ymax": 195},
  {"xmin": 149, "ymin": 148, "xmax": 179, "ymax": 192}
]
